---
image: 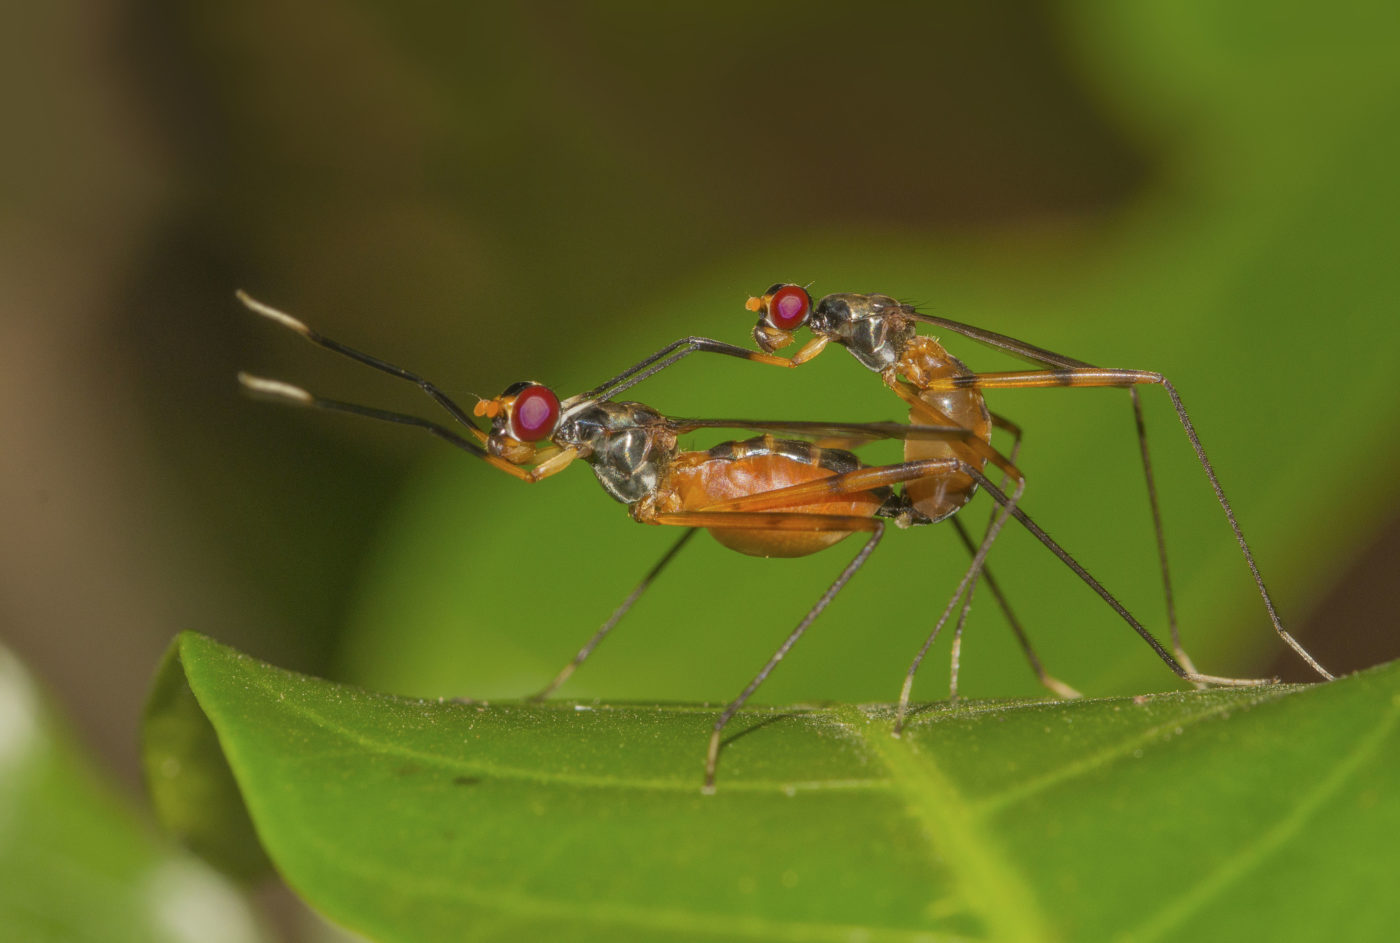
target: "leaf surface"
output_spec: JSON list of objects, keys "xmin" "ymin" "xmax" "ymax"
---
[{"xmin": 153, "ymin": 632, "xmax": 1400, "ymax": 942}]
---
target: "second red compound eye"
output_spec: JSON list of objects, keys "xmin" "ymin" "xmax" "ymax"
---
[
  {"xmin": 510, "ymin": 385, "xmax": 561, "ymax": 442},
  {"xmin": 767, "ymin": 284, "xmax": 811, "ymax": 330}
]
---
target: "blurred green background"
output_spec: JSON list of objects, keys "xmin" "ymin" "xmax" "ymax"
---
[{"xmin": 4, "ymin": 0, "xmax": 1399, "ymax": 938}]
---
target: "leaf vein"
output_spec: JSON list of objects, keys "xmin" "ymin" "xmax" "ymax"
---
[
  {"xmin": 845, "ymin": 706, "xmax": 1057, "ymax": 943},
  {"xmin": 1120, "ymin": 696, "xmax": 1400, "ymax": 941}
]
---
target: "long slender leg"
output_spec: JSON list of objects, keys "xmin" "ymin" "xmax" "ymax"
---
[
  {"xmin": 949, "ymin": 518, "xmax": 1081, "ymax": 700},
  {"xmin": 648, "ymin": 483, "xmax": 925, "ymax": 790},
  {"xmin": 527, "ymin": 529, "xmax": 698, "ymax": 700},
  {"xmin": 895, "ymin": 469, "xmax": 1025, "ymax": 734},
  {"xmin": 696, "ymin": 522, "xmax": 886, "ymax": 794},
  {"xmin": 945, "ymin": 577, "xmax": 976, "ymax": 703},
  {"xmin": 962, "ymin": 467, "xmax": 1273, "ymax": 688},
  {"xmin": 684, "ymin": 458, "xmax": 1243, "ymax": 697},
  {"xmin": 903, "ymin": 320, "xmax": 1196, "ymax": 678},
  {"xmin": 903, "ymin": 361, "xmax": 1192, "ymax": 677},
  {"xmin": 577, "ymin": 337, "xmax": 794, "ymax": 402},
  {"xmin": 737, "ymin": 303, "xmax": 1267, "ymax": 680},
  {"xmin": 742, "ymin": 298, "xmax": 1305, "ymax": 678},
  {"xmin": 1158, "ymin": 379, "xmax": 1328, "ymax": 672},
  {"xmin": 945, "ymin": 417, "xmax": 1085, "ymax": 701},
  {"xmin": 885, "ymin": 391, "xmax": 1030, "ymax": 703},
  {"xmin": 725, "ymin": 305, "xmax": 1316, "ymax": 682},
  {"xmin": 768, "ymin": 455, "xmax": 1278, "ymax": 735},
  {"xmin": 947, "ymin": 410, "xmax": 1026, "ymax": 701},
  {"xmin": 658, "ymin": 450, "xmax": 1266, "ymax": 785},
  {"xmin": 1129, "ymin": 387, "xmax": 1196, "ymax": 678},
  {"xmin": 649, "ymin": 508, "xmax": 889, "ymax": 792},
  {"xmin": 936, "ymin": 373, "xmax": 1196, "ymax": 680},
  {"xmin": 917, "ymin": 367, "xmax": 1331, "ymax": 681}
]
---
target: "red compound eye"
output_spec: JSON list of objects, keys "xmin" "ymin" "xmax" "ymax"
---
[
  {"xmin": 509, "ymin": 385, "xmax": 560, "ymax": 442},
  {"xmin": 767, "ymin": 284, "xmax": 811, "ymax": 330}
]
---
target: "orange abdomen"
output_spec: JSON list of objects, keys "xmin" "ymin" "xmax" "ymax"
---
[
  {"xmin": 900, "ymin": 338, "xmax": 992, "ymax": 522},
  {"xmin": 668, "ymin": 441, "xmax": 885, "ymax": 558}
]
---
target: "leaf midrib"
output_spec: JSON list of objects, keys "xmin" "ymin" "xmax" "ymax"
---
[{"xmin": 848, "ymin": 706, "xmax": 1054, "ymax": 943}]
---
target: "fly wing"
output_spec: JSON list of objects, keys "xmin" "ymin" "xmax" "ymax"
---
[
  {"xmin": 666, "ymin": 417, "xmax": 976, "ymax": 443},
  {"xmin": 904, "ymin": 310, "xmax": 1094, "ymax": 369}
]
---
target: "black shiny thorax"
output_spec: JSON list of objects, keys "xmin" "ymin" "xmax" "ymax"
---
[
  {"xmin": 556, "ymin": 400, "xmax": 676, "ymax": 505},
  {"xmin": 809, "ymin": 292, "xmax": 918, "ymax": 373}
]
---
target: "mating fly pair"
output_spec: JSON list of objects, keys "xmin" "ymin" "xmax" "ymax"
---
[{"xmin": 238, "ymin": 286, "xmax": 1330, "ymax": 791}]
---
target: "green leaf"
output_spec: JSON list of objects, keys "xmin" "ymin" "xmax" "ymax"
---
[
  {"xmin": 0, "ymin": 644, "xmax": 267, "ymax": 943},
  {"xmin": 143, "ymin": 642, "xmax": 272, "ymax": 881},
  {"xmin": 153, "ymin": 631, "xmax": 1399, "ymax": 942}
]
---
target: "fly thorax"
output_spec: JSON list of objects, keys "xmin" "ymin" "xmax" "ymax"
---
[
  {"xmin": 812, "ymin": 292, "xmax": 916, "ymax": 373},
  {"xmin": 558, "ymin": 401, "xmax": 673, "ymax": 506}
]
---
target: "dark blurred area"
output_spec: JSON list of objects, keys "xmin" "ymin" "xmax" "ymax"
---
[
  {"xmin": 3, "ymin": 0, "xmax": 1145, "ymax": 779},
  {"xmin": 3, "ymin": 4, "xmax": 1398, "ymax": 935}
]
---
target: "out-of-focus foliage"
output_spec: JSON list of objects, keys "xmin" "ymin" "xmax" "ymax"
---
[
  {"xmin": 328, "ymin": 0, "xmax": 1400, "ymax": 706},
  {"xmin": 0, "ymin": 645, "xmax": 267, "ymax": 943}
]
